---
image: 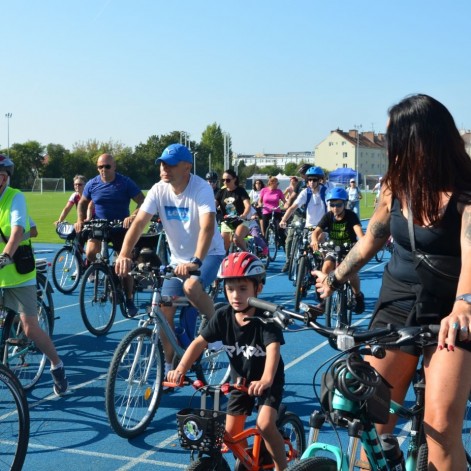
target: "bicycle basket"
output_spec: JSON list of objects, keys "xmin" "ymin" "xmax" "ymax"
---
[
  {"xmin": 56, "ymin": 222, "xmax": 76, "ymax": 240},
  {"xmin": 177, "ymin": 408, "xmax": 226, "ymax": 452}
]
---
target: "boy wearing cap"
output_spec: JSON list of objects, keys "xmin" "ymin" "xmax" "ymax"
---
[
  {"xmin": 115, "ymin": 144, "xmax": 226, "ymax": 376},
  {"xmin": 346, "ymin": 178, "xmax": 362, "ymax": 217}
]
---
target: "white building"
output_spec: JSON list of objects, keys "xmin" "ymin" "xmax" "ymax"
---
[{"xmin": 233, "ymin": 151, "xmax": 314, "ymax": 168}]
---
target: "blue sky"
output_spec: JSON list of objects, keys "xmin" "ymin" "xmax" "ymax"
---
[{"xmin": 2, "ymin": 0, "xmax": 470, "ymax": 155}]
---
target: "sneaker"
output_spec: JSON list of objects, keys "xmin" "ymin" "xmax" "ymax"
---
[
  {"xmin": 51, "ymin": 366, "xmax": 68, "ymax": 397},
  {"xmin": 207, "ymin": 340, "xmax": 224, "ymax": 352},
  {"xmin": 125, "ymin": 299, "xmax": 139, "ymax": 317},
  {"xmin": 354, "ymin": 292, "xmax": 365, "ymax": 314},
  {"xmin": 281, "ymin": 263, "xmax": 289, "ymax": 273}
]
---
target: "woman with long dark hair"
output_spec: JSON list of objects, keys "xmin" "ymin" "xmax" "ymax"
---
[{"xmin": 315, "ymin": 94, "xmax": 471, "ymax": 470}]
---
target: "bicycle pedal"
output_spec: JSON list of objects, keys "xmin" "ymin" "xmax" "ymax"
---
[{"xmin": 6, "ymin": 338, "xmax": 29, "ymax": 347}]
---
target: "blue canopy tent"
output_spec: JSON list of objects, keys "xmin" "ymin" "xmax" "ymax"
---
[{"xmin": 328, "ymin": 168, "xmax": 361, "ymax": 185}]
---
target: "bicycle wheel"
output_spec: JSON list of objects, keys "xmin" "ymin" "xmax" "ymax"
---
[
  {"xmin": 187, "ymin": 456, "xmax": 230, "ymax": 471},
  {"xmin": 105, "ymin": 326, "xmax": 164, "ymax": 438},
  {"xmin": 266, "ymin": 225, "xmax": 278, "ymax": 262},
  {"xmin": 342, "ymin": 284, "xmax": 353, "ymax": 327},
  {"xmin": 52, "ymin": 246, "xmax": 81, "ymax": 294},
  {"xmin": 3, "ymin": 299, "xmax": 53, "ymax": 390},
  {"xmin": 0, "ymin": 363, "xmax": 29, "ymax": 471},
  {"xmin": 37, "ymin": 271, "xmax": 55, "ymax": 333},
  {"xmin": 197, "ymin": 347, "xmax": 231, "ymax": 385},
  {"xmin": 288, "ymin": 457, "xmax": 337, "ymax": 470},
  {"xmin": 79, "ymin": 264, "xmax": 117, "ymax": 336},
  {"xmin": 294, "ymin": 256, "xmax": 309, "ymax": 312},
  {"xmin": 278, "ymin": 411, "xmax": 306, "ymax": 466},
  {"xmin": 288, "ymin": 233, "xmax": 302, "ymax": 282},
  {"xmin": 375, "ymin": 246, "xmax": 385, "ymax": 263}
]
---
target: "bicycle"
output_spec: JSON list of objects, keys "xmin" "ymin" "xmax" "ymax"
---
[
  {"xmin": 263, "ymin": 208, "xmax": 285, "ymax": 263},
  {"xmin": 287, "ymin": 219, "xmax": 306, "ymax": 282},
  {"xmin": 293, "ymin": 228, "xmax": 323, "ymax": 312},
  {"xmin": 246, "ymin": 297, "xmax": 471, "ymax": 471},
  {"xmin": 0, "ymin": 258, "xmax": 55, "ymax": 390},
  {"xmin": 52, "ymin": 222, "xmax": 87, "ymax": 294},
  {"xmin": 165, "ymin": 376, "xmax": 305, "ymax": 471},
  {"xmin": 375, "ymin": 236, "xmax": 395, "ymax": 263},
  {"xmin": 105, "ymin": 262, "xmax": 231, "ymax": 438},
  {"xmin": 321, "ymin": 241, "xmax": 356, "ymax": 338},
  {"xmin": 0, "ymin": 362, "xmax": 30, "ymax": 470}
]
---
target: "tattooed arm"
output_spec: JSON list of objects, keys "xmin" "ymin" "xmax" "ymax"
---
[{"xmin": 314, "ymin": 186, "xmax": 392, "ymax": 297}]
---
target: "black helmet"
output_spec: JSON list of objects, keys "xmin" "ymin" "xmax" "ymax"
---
[
  {"xmin": 297, "ymin": 163, "xmax": 313, "ymax": 175},
  {"xmin": 205, "ymin": 171, "xmax": 218, "ymax": 182}
]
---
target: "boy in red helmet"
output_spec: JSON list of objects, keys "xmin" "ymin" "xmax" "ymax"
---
[{"xmin": 167, "ymin": 252, "xmax": 287, "ymax": 471}]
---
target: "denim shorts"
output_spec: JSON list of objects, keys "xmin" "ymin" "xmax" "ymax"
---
[{"xmin": 162, "ymin": 254, "xmax": 225, "ymax": 295}]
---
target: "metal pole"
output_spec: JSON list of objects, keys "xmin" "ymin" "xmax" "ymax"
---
[
  {"xmin": 5, "ymin": 113, "xmax": 12, "ymax": 156},
  {"xmin": 354, "ymin": 124, "xmax": 362, "ymax": 185}
]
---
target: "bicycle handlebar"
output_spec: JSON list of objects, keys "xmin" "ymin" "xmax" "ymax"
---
[
  {"xmin": 247, "ymin": 297, "xmax": 440, "ymax": 351},
  {"xmin": 162, "ymin": 377, "xmax": 250, "ymax": 395}
]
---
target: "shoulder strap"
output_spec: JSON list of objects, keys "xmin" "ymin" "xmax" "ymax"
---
[
  {"xmin": 305, "ymin": 187, "xmax": 312, "ymax": 206},
  {"xmin": 407, "ymin": 202, "xmax": 416, "ymax": 252}
]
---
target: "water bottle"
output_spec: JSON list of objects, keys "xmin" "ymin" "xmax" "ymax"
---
[
  {"xmin": 174, "ymin": 326, "xmax": 191, "ymax": 349},
  {"xmin": 379, "ymin": 434, "xmax": 405, "ymax": 470}
]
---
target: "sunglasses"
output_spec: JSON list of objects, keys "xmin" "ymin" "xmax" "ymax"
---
[
  {"xmin": 74, "ymin": 183, "xmax": 84, "ymax": 186},
  {"xmin": 307, "ymin": 178, "xmax": 319, "ymax": 182},
  {"xmin": 97, "ymin": 164, "xmax": 112, "ymax": 170},
  {"xmin": 329, "ymin": 202, "xmax": 345, "ymax": 208},
  {"xmin": 222, "ymin": 178, "xmax": 233, "ymax": 182}
]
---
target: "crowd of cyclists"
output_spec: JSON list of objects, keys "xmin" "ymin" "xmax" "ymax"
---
[{"xmin": 2, "ymin": 93, "xmax": 471, "ymax": 470}]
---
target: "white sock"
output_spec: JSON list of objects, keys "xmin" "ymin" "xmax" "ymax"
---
[{"xmin": 51, "ymin": 361, "xmax": 64, "ymax": 371}]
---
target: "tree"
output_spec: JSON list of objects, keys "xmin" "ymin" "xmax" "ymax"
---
[
  {"xmin": 9, "ymin": 141, "xmax": 46, "ymax": 190},
  {"xmin": 284, "ymin": 162, "xmax": 298, "ymax": 177},
  {"xmin": 200, "ymin": 123, "xmax": 231, "ymax": 177}
]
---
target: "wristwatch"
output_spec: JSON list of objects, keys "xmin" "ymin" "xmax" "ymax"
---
[
  {"xmin": 455, "ymin": 294, "xmax": 471, "ymax": 304},
  {"xmin": 189, "ymin": 257, "xmax": 203, "ymax": 268},
  {"xmin": 326, "ymin": 271, "xmax": 343, "ymax": 291}
]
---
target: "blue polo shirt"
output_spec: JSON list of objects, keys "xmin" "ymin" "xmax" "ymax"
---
[{"xmin": 84, "ymin": 173, "xmax": 141, "ymax": 221}]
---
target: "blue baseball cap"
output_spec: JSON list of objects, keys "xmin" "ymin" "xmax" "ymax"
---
[{"xmin": 156, "ymin": 144, "xmax": 193, "ymax": 166}]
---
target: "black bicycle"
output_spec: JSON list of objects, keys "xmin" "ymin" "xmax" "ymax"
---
[
  {"xmin": 0, "ymin": 362, "xmax": 30, "ymax": 470},
  {"xmin": 288, "ymin": 219, "xmax": 306, "ymax": 282},
  {"xmin": 294, "ymin": 228, "xmax": 323, "ymax": 312},
  {"xmin": 263, "ymin": 208, "xmax": 285, "ymax": 263},
  {"xmin": 246, "ymin": 298, "xmax": 471, "ymax": 471}
]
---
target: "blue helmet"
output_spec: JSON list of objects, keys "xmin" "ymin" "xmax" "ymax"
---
[
  {"xmin": 0, "ymin": 154, "xmax": 14, "ymax": 176},
  {"xmin": 326, "ymin": 187, "xmax": 348, "ymax": 201},
  {"xmin": 305, "ymin": 166, "xmax": 324, "ymax": 177}
]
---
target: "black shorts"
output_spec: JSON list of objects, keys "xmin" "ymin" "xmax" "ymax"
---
[
  {"xmin": 227, "ymin": 383, "xmax": 284, "ymax": 416},
  {"xmin": 371, "ymin": 302, "xmax": 471, "ymax": 355}
]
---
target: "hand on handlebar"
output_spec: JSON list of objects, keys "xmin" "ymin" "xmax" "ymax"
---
[{"xmin": 313, "ymin": 270, "xmax": 333, "ymax": 299}]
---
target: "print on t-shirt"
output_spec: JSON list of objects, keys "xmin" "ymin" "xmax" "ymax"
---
[{"xmin": 164, "ymin": 205, "xmax": 190, "ymax": 222}]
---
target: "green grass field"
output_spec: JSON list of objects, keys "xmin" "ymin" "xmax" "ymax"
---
[{"xmin": 24, "ymin": 191, "xmax": 377, "ymax": 244}]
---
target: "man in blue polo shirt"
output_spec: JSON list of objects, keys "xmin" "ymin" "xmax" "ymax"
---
[{"xmin": 75, "ymin": 153, "xmax": 145, "ymax": 316}]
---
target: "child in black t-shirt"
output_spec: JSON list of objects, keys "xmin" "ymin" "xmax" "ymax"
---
[
  {"xmin": 167, "ymin": 252, "xmax": 287, "ymax": 471},
  {"xmin": 311, "ymin": 187, "xmax": 365, "ymax": 313}
]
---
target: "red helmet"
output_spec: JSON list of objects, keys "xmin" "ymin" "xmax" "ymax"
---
[{"xmin": 218, "ymin": 252, "xmax": 266, "ymax": 284}]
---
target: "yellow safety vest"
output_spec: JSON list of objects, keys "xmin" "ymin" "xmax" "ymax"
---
[{"xmin": 0, "ymin": 187, "xmax": 36, "ymax": 287}]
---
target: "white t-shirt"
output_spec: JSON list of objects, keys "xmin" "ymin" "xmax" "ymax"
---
[
  {"xmin": 141, "ymin": 174, "xmax": 225, "ymax": 264},
  {"xmin": 347, "ymin": 187, "xmax": 361, "ymax": 202},
  {"xmin": 294, "ymin": 188, "xmax": 326, "ymax": 227}
]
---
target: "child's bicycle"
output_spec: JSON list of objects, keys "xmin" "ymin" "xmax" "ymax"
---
[
  {"xmin": 164, "ymin": 376, "xmax": 306, "ymax": 471},
  {"xmin": 105, "ymin": 262, "xmax": 231, "ymax": 439},
  {"xmin": 246, "ymin": 297, "xmax": 471, "ymax": 471}
]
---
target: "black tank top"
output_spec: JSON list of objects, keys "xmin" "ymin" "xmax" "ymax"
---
[{"xmin": 388, "ymin": 195, "xmax": 461, "ymax": 284}]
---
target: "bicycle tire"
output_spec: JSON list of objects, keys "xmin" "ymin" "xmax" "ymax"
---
[
  {"xmin": 375, "ymin": 246, "xmax": 385, "ymax": 263},
  {"xmin": 37, "ymin": 271, "xmax": 55, "ymax": 333},
  {"xmin": 79, "ymin": 264, "xmax": 117, "ymax": 336},
  {"xmin": 294, "ymin": 255, "xmax": 309, "ymax": 312},
  {"xmin": 342, "ymin": 284, "xmax": 353, "ymax": 327},
  {"xmin": 278, "ymin": 411, "xmax": 306, "ymax": 465},
  {"xmin": 0, "ymin": 363, "xmax": 29, "ymax": 471},
  {"xmin": 288, "ymin": 456, "xmax": 337, "ymax": 470},
  {"xmin": 2, "ymin": 299, "xmax": 53, "ymax": 390},
  {"xmin": 266, "ymin": 225, "xmax": 278, "ymax": 262},
  {"xmin": 105, "ymin": 326, "xmax": 164, "ymax": 438},
  {"xmin": 187, "ymin": 456, "xmax": 231, "ymax": 471},
  {"xmin": 288, "ymin": 233, "xmax": 303, "ymax": 283},
  {"xmin": 52, "ymin": 245, "xmax": 82, "ymax": 294}
]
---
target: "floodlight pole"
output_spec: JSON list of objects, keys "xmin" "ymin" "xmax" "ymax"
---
[
  {"xmin": 354, "ymin": 124, "xmax": 362, "ymax": 185},
  {"xmin": 5, "ymin": 113, "xmax": 12, "ymax": 156}
]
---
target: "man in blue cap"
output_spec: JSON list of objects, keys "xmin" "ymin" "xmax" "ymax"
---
[{"xmin": 115, "ymin": 144, "xmax": 226, "ymax": 377}]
